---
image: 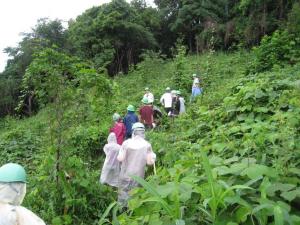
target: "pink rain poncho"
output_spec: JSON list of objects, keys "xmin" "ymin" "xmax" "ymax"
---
[
  {"xmin": 109, "ymin": 121, "xmax": 126, "ymax": 145},
  {"xmin": 0, "ymin": 183, "xmax": 46, "ymax": 225},
  {"xmin": 117, "ymin": 130, "xmax": 156, "ymax": 206},
  {"xmin": 100, "ymin": 133, "xmax": 121, "ymax": 187}
]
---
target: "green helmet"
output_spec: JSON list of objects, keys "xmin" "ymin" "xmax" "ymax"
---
[
  {"xmin": 0, "ymin": 163, "xmax": 26, "ymax": 183},
  {"xmin": 171, "ymin": 90, "xmax": 177, "ymax": 95},
  {"xmin": 166, "ymin": 87, "xmax": 171, "ymax": 91},
  {"xmin": 176, "ymin": 90, "xmax": 181, "ymax": 95},
  {"xmin": 192, "ymin": 74, "xmax": 197, "ymax": 77},
  {"xmin": 132, "ymin": 122, "xmax": 145, "ymax": 131},
  {"xmin": 141, "ymin": 97, "xmax": 149, "ymax": 104},
  {"xmin": 145, "ymin": 87, "xmax": 149, "ymax": 91},
  {"xmin": 113, "ymin": 113, "xmax": 121, "ymax": 121},
  {"xmin": 127, "ymin": 105, "xmax": 135, "ymax": 112}
]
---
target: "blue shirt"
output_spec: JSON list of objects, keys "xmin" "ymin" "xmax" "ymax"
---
[{"xmin": 123, "ymin": 112, "xmax": 139, "ymax": 137}]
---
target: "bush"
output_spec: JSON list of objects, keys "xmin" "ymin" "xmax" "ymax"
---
[{"xmin": 251, "ymin": 30, "xmax": 300, "ymax": 72}]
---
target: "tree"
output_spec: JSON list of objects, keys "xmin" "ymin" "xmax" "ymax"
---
[
  {"xmin": 0, "ymin": 19, "xmax": 67, "ymax": 116},
  {"xmin": 68, "ymin": 0, "xmax": 157, "ymax": 75}
]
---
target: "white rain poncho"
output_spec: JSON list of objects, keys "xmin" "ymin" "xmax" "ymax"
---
[
  {"xmin": 179, "ymin": 97, "xmax": 186, "ymax": 114},
  {"xmin": 100, "ymin": 133, "xmax": 121, "ymax": 187},
  {"xmin": 117, "ymin": 130, "xmax": 156, "ymax": 206},
  {"xmin": 0, "ymin": 182, "xmax": 46, "ymax": 225}
]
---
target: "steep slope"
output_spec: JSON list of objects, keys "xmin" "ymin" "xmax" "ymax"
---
[
  {"xmin": 113, "ymin": 54, "xmax": 300, "ymax": 225},
  {"xmin": 0, "ymin": 51, "xmax": 299, "ymax": 225}
]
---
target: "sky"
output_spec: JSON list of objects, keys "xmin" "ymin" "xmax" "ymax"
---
[{"xmin": 0, "ymin": 0, "xmax": 153, "ymax": 73}]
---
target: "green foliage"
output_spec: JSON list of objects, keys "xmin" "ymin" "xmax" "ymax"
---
[
  {"xmin": 113, "ymin": 54, "xmax": 300, "ymax": 224},
  {"xmin": 0, "ymin": 18, "xmax": 67, "ymax": 116},
  {"xmin": 172, "ymin": 42, "xmax": 190, "ymax": 92},
  {"xmin": 287, "ymin": 2, "xmax": 300, "ymax": 35},
  {"xmin": 68, "ymin": 0, "xmax": 157, "ymax": 75},
  {"xmin": 1, "ymin": 44, "xmax": 300, "ymax": 225},
  {"xmin": 251, "ymin": 30, "xmax": 300, "ymax": 72}
]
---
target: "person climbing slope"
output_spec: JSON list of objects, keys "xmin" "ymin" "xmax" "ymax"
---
[
  {"xmin": 139, "ymin": 97, "xmax": 154, "ymax": 129},
  {"xmin": 190, "ymin": 73, "xmax": 202, "ymax": 102},
  {"xmin": 143, "ymin": 87, "xmax": 154, "ymax": 104},
  {"xmin": 117, "ymin": 122, "xmax": 156, "ymax": 207},
  {"xmin": 100, "ymin": 133, "xmax": 121, "ymax": 187},
  {"xmin": 109, "ymin": 113, "xmax": 126, "ymax": 145},
  {"xmin": 171, "ymin": 90, "xmax": 180, "ymax": 116},
  {"xmin": 160, "ymin": 87, "xmax": 172, "ymax": 114},
  {"xmin": 123, "ymin": 105, "xmax": 139, "ymax": 139},
  {"xmin": 0, "ymin": 163, "xmax": 46, "ymax": 225},
  {"xmin": 177, "ymin": 91, "xmax": 186, "ymax": 114}
]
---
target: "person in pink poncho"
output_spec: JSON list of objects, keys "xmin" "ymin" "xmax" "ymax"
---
[{"xmin": 109, "ymin": 113, "xmax": 126, "ymax": 145}]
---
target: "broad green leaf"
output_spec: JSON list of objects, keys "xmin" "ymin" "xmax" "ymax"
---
[
  {"xmin": 235, "ymin": 206, "xmax": 251, "ymax": 223},
  {"xmin": 241, "ymin": 164, "xmax": 277, "ymax": 179},
  {"xmin": 280, "ymin": 189, "xmax": 300, "ymax": 201},
  {"xmin": 156, "ymin": 182, "xmax": 175, "ymax": 198},
  {"xmin": 266, "ymin": 183, "xmax": 296, "ymax": 197},
  {"xmin": 274, "ymin": 206, "xmax": 284, "ymax": 225},
  {"xmin": 131, "ymin": 175, "xmax": 177, "ymax": 219}
]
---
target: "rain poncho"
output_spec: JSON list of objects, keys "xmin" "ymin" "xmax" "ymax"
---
[
  {"xmin": 117, "ymin": 130, "xmax": 156, "ymax": 206},
  {"xmin": 110, "ymin": 121, "xmax": 126, "ymax": 145},
  {"xmin": 100, "ymin": 133, "xmax": 121, "ymax": 187},
  {"xmin": 0, "ymin": 182, "xmax": 46, "ymax": 225},
  {"xmin": 179, "ymin": 97, "xmax": 186, "ymax": 114}
]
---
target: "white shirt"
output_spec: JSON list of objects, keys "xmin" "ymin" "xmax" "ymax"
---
[
  {"xmin": 143, "ymin": 92, "xmax": 154, "ymax": 103},
  {"xmin": 179, "ymin": 97, "xmax": 185, "ymax": 114},
  {"xmin": 193, "ymin": 77, "xmax": 200, "ymax": 87},
  {"xmin": 160, "ymin": 92, "xmax": 172, "ymax": 108}
]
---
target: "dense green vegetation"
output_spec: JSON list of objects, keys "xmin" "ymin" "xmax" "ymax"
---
[
  {"xmin": 0, "ymin": 0, "xmax": 300, "ymax": 224},
  {"xmin": 1, "ymin": 0, "xmax": 300, "ymax": 117}
]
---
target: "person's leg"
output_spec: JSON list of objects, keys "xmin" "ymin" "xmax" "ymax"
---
[
  {"xmin": 190, "ymin": 88, "xmax": 195, "ymax": 102},
  {"xmin": 118, "ymin": 179, "xmax": 138, "ymax": 208}
]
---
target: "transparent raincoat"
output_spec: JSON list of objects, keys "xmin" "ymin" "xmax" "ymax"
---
[
  {"xmin": 0, "ymin": 182, "xmax": 46, "ymax": 225},
  {"xmin": 117, "ymin": 130, "xmax": 156, "ymax": 206},
  {"xmin": 100, "ymin": 133, "xmax": 121, "ymax": 187}
]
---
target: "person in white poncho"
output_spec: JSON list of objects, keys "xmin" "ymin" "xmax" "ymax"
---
[
  {"xmin": 100, "ymin": 133, "xmax": 121, "ymax": 187},
  {"xmin": 117, "ymin": 122, "xmax": 156, "ymax": 207},
  {"xmin": 0, "ymin": 163, "xmax": 46, "ymax": 225}
]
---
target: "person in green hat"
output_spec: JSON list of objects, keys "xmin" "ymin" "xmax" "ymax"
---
[
  {"xmin": 123, "ymin": 105, "xmax": 139, "ymax": 139},
  {"xmin": 0, "ymin": 163, "xmax": 46, "ymax": 225},
  {"xmin": 139, "ymin": 97, "xmax": 154, "ymax": 129},
  {"xmin": 143, "ymin": 87, "xmax": 154, "ymax": 104}
]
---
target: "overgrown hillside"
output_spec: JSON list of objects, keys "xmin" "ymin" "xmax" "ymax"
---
[
  {"xmin": 1, "ymin": 47, "xmax": 299, "ymax": 225},
  {"xmin": 112, "ymin": 52, "xmax": 300, "ymax": 225}
]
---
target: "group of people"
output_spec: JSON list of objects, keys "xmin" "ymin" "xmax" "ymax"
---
[
  {"xmin": 0, "ymin": 74, "xmax": 203, "ymax": 222},
  {"xmin": 100, "ymin": 73, "xmax": 203, "ymax": 207},
  {"xmin": 100, "ymin": 123, "xmax": 156, "ymax": 207}
]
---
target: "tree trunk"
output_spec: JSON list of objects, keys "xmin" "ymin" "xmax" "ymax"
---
[{"xmin": 262, "ymin": 0, "xmax": 267, "ymax": 35}]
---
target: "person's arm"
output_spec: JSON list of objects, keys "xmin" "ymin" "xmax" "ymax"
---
[
  {"xmin": 117, "ymin": 144, "xmax": 127, "ymax": 162},
  {"xmin": 160, "ymin": 94, "xmax": 164, "ymax": 105},
  {"xmin": 122, "ymin": 123, "xmax": 126, "ymax": 138},
  {"xmin": 151, "ymin": 108, "xmax": 154, "ymax": 123},
  {"xmin": 103, "ymin": 145, "xmax": 109, "ymax": 155},
  {"xmin": 146, "ymin": 144, "xmax": 156, "ymax": 165}
]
